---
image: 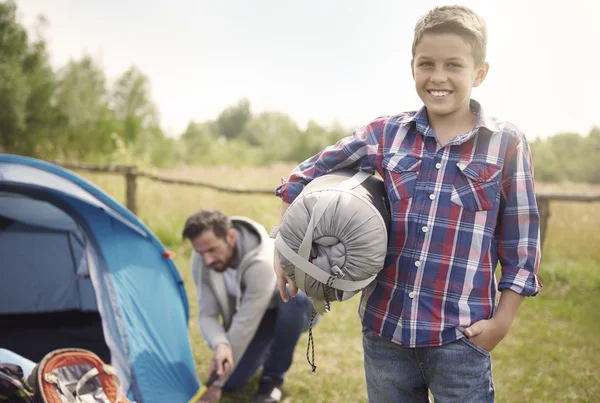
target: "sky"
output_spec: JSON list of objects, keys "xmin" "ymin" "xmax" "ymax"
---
[{"xmin": 16, "ymin": 0, "xmax": 600, "ymax": 140}]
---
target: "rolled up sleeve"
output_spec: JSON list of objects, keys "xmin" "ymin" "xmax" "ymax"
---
[{"xmin": 496, "ymin": 133, "xmax": 542, "ymax": 296}]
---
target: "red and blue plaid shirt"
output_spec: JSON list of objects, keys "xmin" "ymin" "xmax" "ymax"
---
[{"xmin": 276, "ymin": 100, "xmax": 542, "ymax": 347}]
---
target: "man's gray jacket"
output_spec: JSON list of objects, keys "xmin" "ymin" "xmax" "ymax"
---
[{"xmin": 191, "ymin": 216, "xmax": 279, "ymax": 383}]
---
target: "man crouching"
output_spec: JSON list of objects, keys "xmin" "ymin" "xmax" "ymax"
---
[{"xmin": 183, "ymin": 209, "xmax": 316, "ymax": 403}]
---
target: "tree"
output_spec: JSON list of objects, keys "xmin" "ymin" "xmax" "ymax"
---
[
  {"xmin": 111, "ymin": 67, "xmax": 158, "ymax": 143},
  {"xmin": 244, "ymin": 111, "xmax": 300, "ymax": 161},
  {"xmin": 216, "ymin": 98, "xmax": 251, "ymax": 140},
  {"xmin": 53, "ymin": 55, "xmax": 117, "ymax": 159},
  {"xmin": 180, "ymin": 121, "xmax": 219, "ymax": 163},
  {"xmin": 584, "ymin": 127, "xmax": 600, "ymax": 184},
  {"xmin": 21, "ymin": 16, "xmax": 63, "ymax": 157},
  {"xmin": 0, "ymin": 1, "xmax": 58, "ymax": 157}
]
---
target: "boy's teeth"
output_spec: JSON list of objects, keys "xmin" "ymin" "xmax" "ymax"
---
[{"xmin": 431, "ymin": 91, "xmax": 450, "ymax": 97}]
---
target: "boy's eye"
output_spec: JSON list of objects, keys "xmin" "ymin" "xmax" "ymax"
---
[{"xmin": 418, "ymin": 61, "xmax": 433, "ymax": 67}]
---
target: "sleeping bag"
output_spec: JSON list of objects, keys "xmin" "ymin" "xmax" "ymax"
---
[{"xmin": 272, "ymin": 169, "xmax": 391, "ymax": 314}]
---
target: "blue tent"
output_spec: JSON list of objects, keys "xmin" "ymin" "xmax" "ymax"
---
[{"xmin": 0, "ymin": 154, "xmax": 200, "ymax": 402}]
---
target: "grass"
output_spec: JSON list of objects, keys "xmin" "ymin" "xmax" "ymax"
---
[{"xmin": 77, "ymin": 165, "xmax": 600, "ymax": 403}]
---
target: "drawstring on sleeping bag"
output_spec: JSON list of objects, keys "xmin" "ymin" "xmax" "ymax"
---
[
  {"xmin": 306, "ymin": 275, "xmax": 336, "ymax": 372},
  {"xmin": 306, "ymin": 309, "xmax": 318, "ymax": 372}
]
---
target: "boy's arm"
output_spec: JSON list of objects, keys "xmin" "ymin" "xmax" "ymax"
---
[
  {"xmin": 273, "ymin": 119, "xmax": 384, "ymax": 299},
  {"xmin": 465, "ymin": 132, "xmax": 542, "ymax": 351},
  {"xmin": 465, "ymin": 289, "xmax": 524, "ymax": 351}
]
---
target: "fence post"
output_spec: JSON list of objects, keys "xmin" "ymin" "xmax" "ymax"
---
[
  {"xmin": 124, "ymin": 166, "xmax": 138, "ymax": 215},
  {"xmin": 538, "ymin": 197, "xmax": 550, "ymax": 247}
]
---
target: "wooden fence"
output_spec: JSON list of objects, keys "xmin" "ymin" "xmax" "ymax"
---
[{"xmin": 54, "ymin": 161, "xmax": 600, "ymax": 247}]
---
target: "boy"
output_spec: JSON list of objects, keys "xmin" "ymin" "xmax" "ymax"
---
[{"xmin": 273, "ymin": 5, "xmax": 542, "ymax": 402}]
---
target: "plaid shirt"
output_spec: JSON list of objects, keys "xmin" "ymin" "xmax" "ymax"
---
[{"xmin": 276, "ymin": 100, "xmax": 542, "ymax": 347}]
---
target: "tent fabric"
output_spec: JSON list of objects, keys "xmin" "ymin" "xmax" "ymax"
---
[
  {"xmin": 0, "ymin": 154, "xmax": 200, "ymax": 403},
  {"xmin": 0, "ymin": 192, "xmax": 79, "ymax": 232}
]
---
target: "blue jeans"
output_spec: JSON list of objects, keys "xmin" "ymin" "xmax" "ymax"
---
[
  {"xmin": 362, "ymin": 327, "xmax": 494, "ymax": 403},
  {"xmin": 223, "ymin": 289, "xmax": 316, "ymax": 391}
]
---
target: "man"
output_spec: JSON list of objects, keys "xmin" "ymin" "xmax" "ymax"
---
[{"xmin": 182, "ymin": 209, "xmax": 316, "ymax": 403}]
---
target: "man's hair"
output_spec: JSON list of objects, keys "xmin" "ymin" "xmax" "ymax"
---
[
  {"xmin": 412, "ymin": 5, "xmax": 487, "ymax": 66},
  {"xmin": 182, "ymin": 209, "xmax": 232, "ymax": 240}
]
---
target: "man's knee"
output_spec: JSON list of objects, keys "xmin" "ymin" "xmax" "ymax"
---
[{"xmin": 222, "ymin": 372, "xmax": 252, "ymax": 392}]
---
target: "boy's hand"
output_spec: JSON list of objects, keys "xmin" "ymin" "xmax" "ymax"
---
[
  {"xmin": 274, "ymin": 248, "xmax": 298, "ymax": 302},
  {"xmin": 464, "ymin": 317, "xmax": 511, "ymax": 352},
  {"xmin": 465, "ymin": 289, "xmax": 524, "ymax": 352},
  {"xmin": 273, "ymin": 199, "xmax": 297, "ymax": 302}
]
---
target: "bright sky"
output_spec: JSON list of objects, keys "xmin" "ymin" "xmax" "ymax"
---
[{"xmin": 16, "ymin": 0, "xmax": 600, "ymax": 140}]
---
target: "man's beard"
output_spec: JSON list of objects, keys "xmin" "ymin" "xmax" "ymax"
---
[{"xmin": 210, "ymin": 241, "xmax": 237, "ymax": 272}]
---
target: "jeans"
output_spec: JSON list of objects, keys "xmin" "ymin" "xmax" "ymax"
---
[
  {"xmin": 223, "ymin": 289, "xmax": 316, "ymax": 391},
  {"xmin": 362, "ymin": 327, "xmax": 494, "ymax": 403}
]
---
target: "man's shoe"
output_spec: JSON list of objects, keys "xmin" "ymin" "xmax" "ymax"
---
[{"xmin": 251, "ymin": 377, "xmax": 283, "ymax": 403}]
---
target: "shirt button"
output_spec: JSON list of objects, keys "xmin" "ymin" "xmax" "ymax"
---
[
  {"xmin": 435, "ymin": 163, "xmax": 442, "ymax": 169},
  {"xmin": 409, "ymin": 291, "xmax": 415, "ymax": 298},
  {"xmin": 422, "ymin": 226, "xmax": 428, "ymax": 233},
  {"xmin": 429, "ymin": 194, "xmax": 436, "ymax": 200},
  {"xmin": 415, "ymin": 260, "xmax": 421, "ymax": 267}
]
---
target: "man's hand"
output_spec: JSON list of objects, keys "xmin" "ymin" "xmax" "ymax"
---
[
  {"xmin": 209, "ymin": 344, "xmax": 233, "ymax": 380},
  {"xmin": 274, "ymin": 249, "xmax": 298, "ymax": 302},
  {"xmin": 199, "ymin": 385, "xmax": 221, "ymax": 403},
  {"xmin": 464, "ymin": 316, "xmax": 510, "ymax": 352}
]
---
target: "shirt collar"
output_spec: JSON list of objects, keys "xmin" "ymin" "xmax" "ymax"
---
[{"xmin": 399, "ymin": 99, "xmax": 501, "ymax": 143}]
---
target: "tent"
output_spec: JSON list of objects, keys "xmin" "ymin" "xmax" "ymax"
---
[{"xmin": 0, "ymin": 154, "xmax": 201, "ymax": 402}]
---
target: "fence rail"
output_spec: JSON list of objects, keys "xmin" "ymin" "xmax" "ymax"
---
[{"xmin": 53, "ymin": 161, "xmax": 600, "ymax": 247}]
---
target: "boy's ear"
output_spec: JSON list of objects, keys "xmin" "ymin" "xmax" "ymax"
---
[
  {"xmin": 410, "ymin": 59, "xmax": 415, "ymax": 79},
  {"xmin": 473, "ymin": 61, "xmax": 490, "ymax": 87}
]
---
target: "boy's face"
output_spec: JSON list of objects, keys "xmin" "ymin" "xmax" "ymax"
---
[{"xmin": 411, "ymin": 32, "xmax": 488, "ymax": 121}]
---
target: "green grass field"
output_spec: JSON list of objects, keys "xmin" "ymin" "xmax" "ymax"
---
[{"xmin": 79, "ymin": 164, "xmax": 600, "ymax": 403}]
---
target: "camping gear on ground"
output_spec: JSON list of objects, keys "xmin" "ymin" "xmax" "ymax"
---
[
  {"xmin": 27, "ymin": 348, "xmax": 131, "ymax": 403},
  {"xmin": 0, "ymin": 362, "xmax": 37, "ymax": 402},
  {"xmin": 187, "ymin": 359, "xmax": 228, "ymax": 403},
  {"xmin": 0, "ymin": 154, "xmax": 201, "ymax": 402},
  {"xmin": 0, "ymin": 348, "xmax": 37, "ymax": 379},
  {"xmin": 271, "ymin": 169, "xmax": 391, "ymax": 315}
]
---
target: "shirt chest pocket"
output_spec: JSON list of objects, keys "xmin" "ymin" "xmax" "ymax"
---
[
  {"xmin": 382, "ymin": 155, "xmax": 422, "ymax": 202},
  {"xmin": 451, "ymin": 161, "xmax": 502, "ymax": 212}
]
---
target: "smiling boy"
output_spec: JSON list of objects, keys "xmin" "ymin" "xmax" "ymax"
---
[{"xmin": 274, "ymin": 5, "xmax": 542, "ymax": 402}]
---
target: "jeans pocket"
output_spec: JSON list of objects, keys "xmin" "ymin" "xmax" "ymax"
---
[
  {"xmin": 460, "ymin": 336, "xmax": 491, "ymax": 357},
  {"xmin": 451, "ymin": 161, "xmax": 501, "ymax": 212},
  {"xmin": 382, "ymin": 155, "xmax": 422, "ymax": 203}
]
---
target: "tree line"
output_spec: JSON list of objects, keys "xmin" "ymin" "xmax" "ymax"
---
[{"xmin": 1, "ymin": 1, "xmax": 598, "ymax": 182}]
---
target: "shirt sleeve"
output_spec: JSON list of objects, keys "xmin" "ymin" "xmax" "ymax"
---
[
  {"xmin": 496, "ymin": 133, "xmax": 543, "ymax": 296},
  {"xmin": 274, "ymin": 118, "xmax": 385, "ymax": 204}
]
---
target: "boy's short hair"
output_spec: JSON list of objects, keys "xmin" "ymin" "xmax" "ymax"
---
[
  {"xmin": 182, "ymin": 208, "xmax": 232, "ymax": 240},
  {"xmin": 412, "ymin": 5, "xmax": 487, "ymax": 66}
]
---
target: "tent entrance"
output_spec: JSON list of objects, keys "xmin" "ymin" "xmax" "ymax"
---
[{"xmin": 0, "ymin": 191, "xmax": 110, "ymax": 362}]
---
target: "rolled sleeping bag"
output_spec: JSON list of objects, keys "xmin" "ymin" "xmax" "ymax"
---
[{"xmin": 271, "ymin": 169, "xmax": 391, "ymax": 314}]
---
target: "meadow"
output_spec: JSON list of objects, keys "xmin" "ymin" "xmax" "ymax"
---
[{"xmin": 79, "ymin": 164, "xmax": 600, "ymax": 403}]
